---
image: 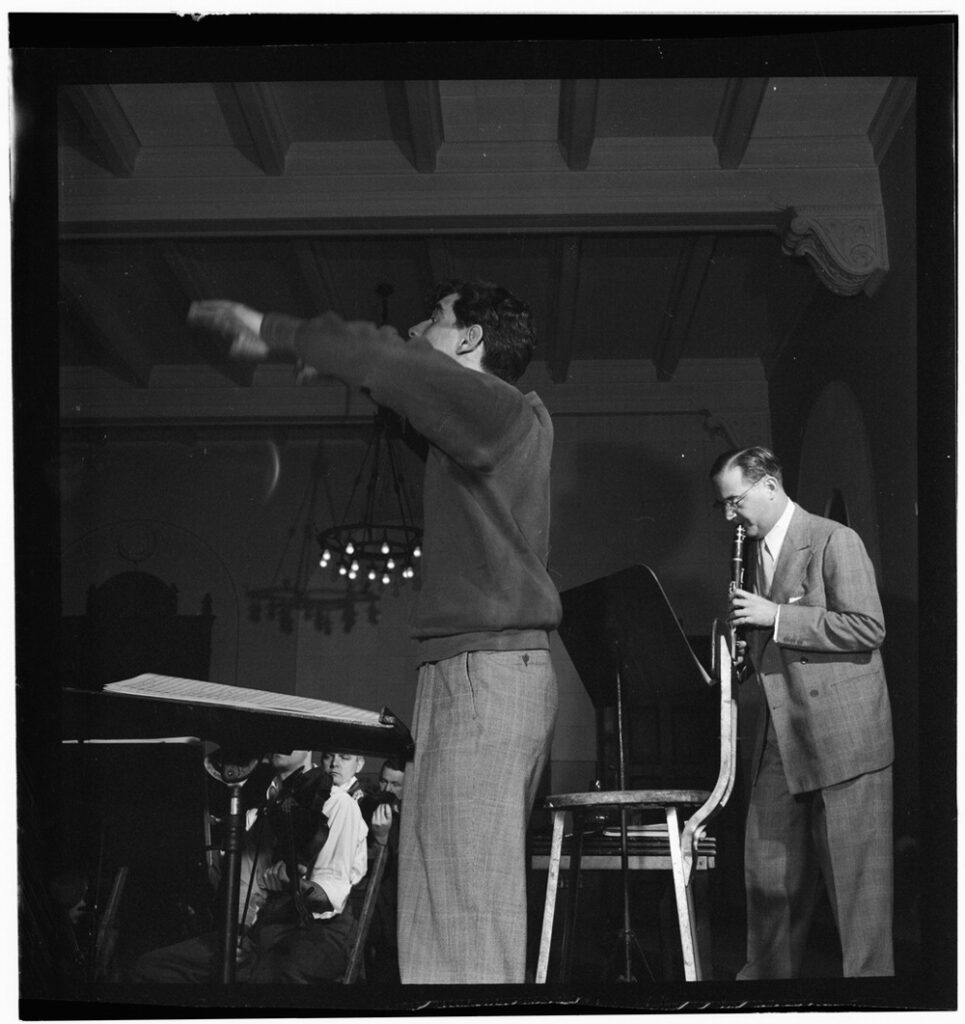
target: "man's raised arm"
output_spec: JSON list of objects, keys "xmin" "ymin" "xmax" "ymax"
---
[{"xmin": 188, "ymin": 300, "xmax": 268, "ymax": 360}]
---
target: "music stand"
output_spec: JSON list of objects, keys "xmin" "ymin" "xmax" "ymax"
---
[
  {"xmin": 557, "ymin": 565, "xmax": 709, "ymax": 981},
  {"xmin": 61, "ymin": 685, "xmax": 414, "ymax": 984}
]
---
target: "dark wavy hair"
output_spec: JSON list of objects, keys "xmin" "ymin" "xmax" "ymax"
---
[
  {"xmin": 429, "ymin": 278, "xmax": 536, "ymax": 383},
  {"xmin": 709, "ymin": 446, "xmax": 784, "ymax": 484}
]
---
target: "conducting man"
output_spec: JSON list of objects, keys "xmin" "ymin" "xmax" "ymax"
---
[{"xmin": 189, "ymin": 279, "xmax": 561, "ymax": 984}]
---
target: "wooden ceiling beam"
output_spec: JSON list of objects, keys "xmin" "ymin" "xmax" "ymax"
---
[
  {"xmin": 713, "ymin": 78, "xmax": 769, "ymax": 170},
  {"xmin": 162, "ymin": 243, "xmax": 254, "ymax": 385},
  {"xmin": 62, "ymin": 85, "xmax": 140, "ymax": 178},
  {"xmin": 61, "ymin": 358, "xmax": 770, "ymax": 426},
  {"xmin": 558, "ymin": 79, "xmax": 599, "ymax": 171},
  {"xmin": 59, "ymin": 263, "xmax": 153, "ymax": 386},
  {"xmin": 425, "ymin": 237, "xmax": 456, "ymax": 286},
  {"xmin": 409, "ymin": 238, "xmax": 450, "ymax": 316},
  {"xmin": 384, "ymin": 80, "xmax": 443, "ymax": 173},
  {"xmin": 229, "ymin": 82, "xmax": 290, "ymax": 176},
  {"xmin": 292, "ymin": 240, "xmax": 343, "ymax": 316},
  {"xmin": 653, "ymin": 234, "xmax": 717, "ymax": 382},
  {"xmin": 405, "ymin": 81, "xmax": 444, "ymax": 173},
  {"xmin": 545, "ymin": 235, "xmax": 581, "ymax": 383}
]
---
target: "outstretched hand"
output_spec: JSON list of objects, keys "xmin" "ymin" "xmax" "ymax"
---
[{"xmin": 188, "ymin": 300, "xmax": 268, "ymax": 360}]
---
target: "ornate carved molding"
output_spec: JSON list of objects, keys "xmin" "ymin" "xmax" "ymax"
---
[{"xmin": 781, "ymin": 206, "xmax": 889, "ymax": 297}]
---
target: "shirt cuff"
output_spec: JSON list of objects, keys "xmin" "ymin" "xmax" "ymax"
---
[{"xmin": 260, "ymin": 312, "xmax": 304, "ymax": 356}]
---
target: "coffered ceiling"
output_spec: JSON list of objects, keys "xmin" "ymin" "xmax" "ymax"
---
[{"xmin": 54, "ymin": 73, "xmax": 915, "ymax": 432}]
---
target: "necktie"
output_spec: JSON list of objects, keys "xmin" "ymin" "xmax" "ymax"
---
[{"xmin": 759, "ymin": 542, "xmax": 775, "ymax": 598}]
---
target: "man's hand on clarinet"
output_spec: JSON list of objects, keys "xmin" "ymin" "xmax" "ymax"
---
[
  {"xmin": 188, "ymin": 300, "xmax": 269, "ymax": 361},
  {"xmin": 728, "ymin": 588, "xmax": 778, "ymax": 630}
]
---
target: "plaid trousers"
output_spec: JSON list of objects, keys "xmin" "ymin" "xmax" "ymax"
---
[{"xmin": 397, "ymin": 649, "xmax": 558, "ymax": 984}]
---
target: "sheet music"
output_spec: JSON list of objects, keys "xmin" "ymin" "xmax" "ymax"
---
[{"xmin": 104, "ymin": 673, "xmax": 387, "ymax": 727}]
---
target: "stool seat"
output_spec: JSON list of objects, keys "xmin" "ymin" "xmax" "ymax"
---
[{"xmin": 543, "ymin": 789, "xmax": 710, "ymax": 810}]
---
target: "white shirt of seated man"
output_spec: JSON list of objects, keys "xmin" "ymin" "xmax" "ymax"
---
[
  {"xmin": 239, "ymin": 750, "xmax": 315, "ymax": 928},
  {"xmin": 243, "ymin": 751, "xmax": 368, "ymax": 924}
]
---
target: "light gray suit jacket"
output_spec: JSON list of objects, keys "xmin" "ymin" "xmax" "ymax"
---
[{"xmin": 747, "ymin": 504, "xmax": 894, "ymax": 794}]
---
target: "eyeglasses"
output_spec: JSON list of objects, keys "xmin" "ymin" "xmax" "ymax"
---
[{"xmin": 713, "ymin": 477, "xmax": 764, "ymax": 513}]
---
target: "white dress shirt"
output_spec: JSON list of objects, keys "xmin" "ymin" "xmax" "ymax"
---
[
  {"xmin": 241, "ymin": 770, "xmax": 368, "ymax": 923},
  {"xmin": 308, "ymin": 778, "xmax": 369, "ymax": 918},
  {"xmin": 762, "ymin": 499, "xmax": 795, "ymax": 637}
]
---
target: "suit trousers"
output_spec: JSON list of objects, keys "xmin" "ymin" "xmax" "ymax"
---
[
  {"xmin": 738, "ymin": 716, "xmax": 894, "ymax": 979},
  {"xmin": 397, "ymin": 649, "xmax": 558, "ymax": 984}
]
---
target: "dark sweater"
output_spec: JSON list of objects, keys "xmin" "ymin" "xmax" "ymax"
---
[{"xmin": 261, "ymin": 311, "xmax": 562, "ymax": 663}]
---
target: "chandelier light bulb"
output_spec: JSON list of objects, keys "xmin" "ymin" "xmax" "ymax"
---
[{"xmin": 313, "ymin": 413, "xmax": 422, "ymax": 601}]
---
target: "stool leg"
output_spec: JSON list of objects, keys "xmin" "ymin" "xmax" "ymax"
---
[
  {"xmin": 560, "ymin": 818, "xmax": 584, "ymax": 981},
  {"xmin": 666, "ymin": 806, "xmax": 701, "ymax": 981},
  {"xmin": 536, "ymin": 811, "xmax": 565, "ymax": 983},
  {"xmin": 693, "ymin": 870, "xmax": 713, "ymax": 976}
]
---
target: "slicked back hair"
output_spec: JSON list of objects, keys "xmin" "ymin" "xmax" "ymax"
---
[
  {"xmin": 430, "ymin": 278, "xmax": 536, "ymax": 383},
  {"xmin": 709, "ymin": 445, "xmax": 784, "ymax": 485}
]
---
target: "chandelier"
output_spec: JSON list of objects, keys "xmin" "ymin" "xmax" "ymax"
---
[
  {"xmin": 247, "ymin": 444, "xmax": 380, "ymax": 634},
  {"xmin": 248, "ymin": 283, "xmax": 422, "ymax": 633},
  {"xmin": 316, "ymin": 282, "xmax": 422, "ymax": 591},
  {"xmin": 316, "ymin": 406, "xmax": 422, "ymax": 589}
]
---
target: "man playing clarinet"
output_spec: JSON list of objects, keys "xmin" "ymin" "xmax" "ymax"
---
[{"xmin": 710, "ymin": 446, "xmax": 894, "ymax": 979}]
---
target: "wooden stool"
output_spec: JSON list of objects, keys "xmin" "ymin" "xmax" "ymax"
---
[{"xmin": 536, "ymin": 630, "xmax": 736, "ymax": 983}]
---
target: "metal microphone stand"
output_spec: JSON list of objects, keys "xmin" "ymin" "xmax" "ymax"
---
[{"xmin": 203, "ymin": 750, "xmax": 260, "ymax": 984}]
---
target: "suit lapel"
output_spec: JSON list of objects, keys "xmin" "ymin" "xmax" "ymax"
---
[
  {"xmin": 748, "ymin": 538, "xmax": 762, "ymax": 594},
  {"xmin": 770, "ymin": 505, "xmax": 810, "ymax": 604}
]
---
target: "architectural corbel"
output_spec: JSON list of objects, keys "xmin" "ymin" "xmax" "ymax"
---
[{"xmin": 781, "ymin": 206, "xmax": 889, "ymax": 297}]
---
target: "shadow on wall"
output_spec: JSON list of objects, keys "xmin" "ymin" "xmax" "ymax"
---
[{"xmin": 552, "ymin": 441, "xmax": 697, "ymax": 589}]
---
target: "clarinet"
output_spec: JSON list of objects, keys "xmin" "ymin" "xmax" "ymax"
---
[{"xmin": 729, "ymin": 524, "xmax": 747, "ymax": 670}]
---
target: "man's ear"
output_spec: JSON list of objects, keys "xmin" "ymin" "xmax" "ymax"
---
[{"xmin": 457, "ymin": 323, "xmax": 483, "ymax": 354}]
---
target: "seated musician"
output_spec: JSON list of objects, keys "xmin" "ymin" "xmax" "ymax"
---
[
  {"xmin": 327, "ymin": 751, "xmax": 368, "ymax": 801},
  {"xmin": 359, "ymin": 759, "xmax": 405, "ymax": 983},
  {"xmin": 133, "ymin": 749, "xmax": 368, "ymax": 984}
]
